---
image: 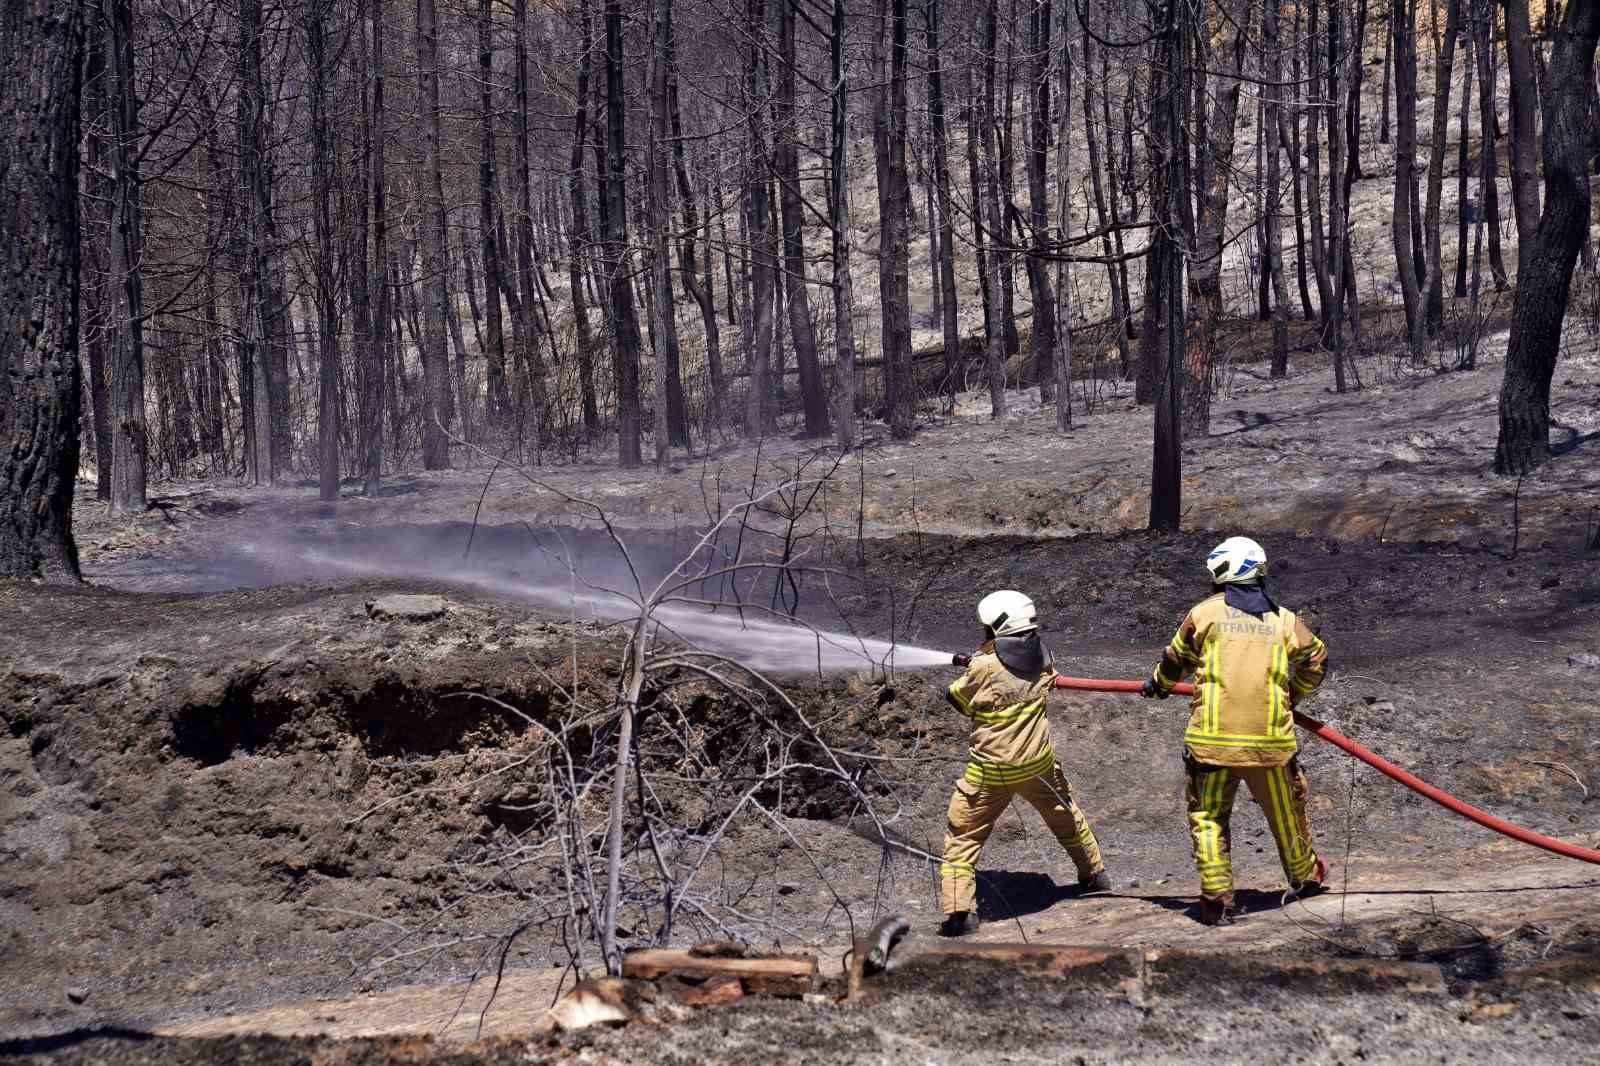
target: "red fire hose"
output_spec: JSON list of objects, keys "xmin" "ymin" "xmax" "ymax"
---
[{"xmin": 1052, "ymin": 675, "xmax": 1600, "ymax": 866}]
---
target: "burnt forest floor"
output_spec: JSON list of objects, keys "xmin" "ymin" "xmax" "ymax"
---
[{"xmin": 5, "ymin": 327, "xmax": 1600, "ymax": 1063}]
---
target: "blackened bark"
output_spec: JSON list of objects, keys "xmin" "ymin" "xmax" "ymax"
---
[
  {"xmin": 103, "ymin": 0, "xmax": 145, "ymax": 513},
  {"xmin": 418, "ymin": 0, "xmax": 450, "ymax": 468},
  {"xmin": 83, "ymin": 13, "xmax": 113, "ymax": 497},
  {"xmin": 605, "ymin": 0, "xmax": 644, "ymax": 465},
  {"xmin": 1024, "ymin": 0, "xmax": 1055, "ymax": 406},
  {"xmin": 1493, "ymin": 0, "xmax": 1600, "ymax": 474},
  {"xmin": 513, "ymin": 0, "xmax": 551, "ymax": 444},
  {"xmin": 569, "ymin": 0, "xmax": 600, "ymax": 434},
  {"xmin": 1424, "ymin": 0, "xmax": 1460, "ymax": 335},
  {"xmin": 927, "ymin": 0, "xmax": 961, "ymax": 409},
  {"xmin": 873, "ymin": 0, "xmax": 914, "ymax": 437},
  {"xmin": 1391, "ymin": 0, "xmax": 1425, "ymax": 358},
  {"xmin": 830, "ymin": 0, "xmax": 859, "ymax": 449},
  {"xmin": 778, "ymin": 0, "xmax": 829, "ymax": 437},
  {"xmin": 480, "ymin": 0, "xmax": 510, "ymax": 427},
  {"xmin": 1470, "ymin": 0, "xmax": 1508, "ymax": 289},
  {"xmin": 1305, "ymin": 0, "xmax": 1334, "ymax": 327},
  {"xmin": 239, "ymin": 0, "xmax": 278, "ymax": 484},
  {"xmin": 979, "ymin": 0, "xmax": 1007, "ymax": 416},
  {"xmin": 1149, "ymin": 0, "xmax": 1188, "ymax": 532},
  {"xmin": 1266, "ymin": 0, "xmax": 1291, "ymax": 377},
  {"xmin": 308, "ymin": 0, "xmax": 341, "ymax": 500},
  {"xmin": 1184, "ymin": 0, "xmax": 1248, "ymax": 437},
  {"xmin": 0, "ymin": 0, "xmax": 84, "ymax": 581},
  {"xmin": 744, "ymin": 0, "xmax": 774, "ymax": 438},
  {"xmin": 648, "ymin": 0, "xmax": 675, "ymax": 463},
  {"xmin": 1502, "ymin": 0, "xmax": 1540, "ymax": 273},
  {"xmin": 365, "ymin": 0, "xmax": 388, "ymax": 495}
]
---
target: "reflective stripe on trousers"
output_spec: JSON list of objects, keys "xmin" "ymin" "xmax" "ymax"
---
[
  {"xmin": 939, "ymin": 760, "xmax": 1105, "ymax": 915},
  {"xmin": 1185, "ymin": 756, "xmax": 1320, "ymax": 902}
]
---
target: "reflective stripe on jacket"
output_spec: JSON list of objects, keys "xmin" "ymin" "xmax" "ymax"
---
[
  {"xmin": 947, "ymin": 645, "xmax": 1056, "ymax": 784},
  {"xmin": 1151, "ymin": 593, "xmax": 1328, "ymax": 767}
]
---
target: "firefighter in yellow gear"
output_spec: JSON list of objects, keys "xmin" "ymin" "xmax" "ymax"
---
[
  {"xmin": 1142, "ymin": 536, "xmax": 1330, "ymax": 926},
  {"xmin": 938, "ymin": 590, "xmax": 1110, "ymax": 937}
]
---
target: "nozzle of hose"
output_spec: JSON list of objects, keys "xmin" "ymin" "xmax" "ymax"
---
[{"xmin": 952, "ymin": 653, "xmax": 972, "ymax": 668}]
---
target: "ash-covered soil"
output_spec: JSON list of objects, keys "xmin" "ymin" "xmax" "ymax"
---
[{"xmin": 3, "ymin": 520, "xmax": 1598, "ymax": 1060}]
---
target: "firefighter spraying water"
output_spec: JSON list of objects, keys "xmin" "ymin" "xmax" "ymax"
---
[{"xmin": 936, "ymin": 590, "xmax": 1111, "ymax": 937}]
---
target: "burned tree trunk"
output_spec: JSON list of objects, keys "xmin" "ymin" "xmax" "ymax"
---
[
  {"xmin": 1024, "ymin": 0, "xmax": 1056, "ymax": 406},
  {"xmin": 1265, "ymin": 0, "xmax": 1291, "ymax": 377},
  {"xmin": 1470, "ymin": 0, "xmax": 1508, "ymax": 289},
  {"xmin": 777, "ymin": 0, "xmax": 829, "ymax": 437},
  {"xmin": 479, "ymin": 0, "xmax": 511, "ymax": 428},
  {"xmin": 830, "ymin": 0, "xmax": 859, "ymax": 449},
  {"xmin": 1390, "ymin": 0, "xmax": 1425, "ymax": 359},
  {"xmin": 881, "ymin": 0, "xmax": 915, "ymax": 438},
  {"xmin": 979, "ymin": 0, "xmax": 1008, "ymax": 416},
  {"xmin": 1184, "ymin": 0, "xmax": 1249, "ymax": 437},
  {"xmin": 417, "ymin": 0, "xmax": 451, "ymax": 468},
  {"xmin": 1493, "ymin": 0, "xmax": 1600, "ymax": 475},
  {"xmin": 1, "ymin": 0, "xmax": 83, "ymax": 580},
  {"xmin": 308, "ymin": 0, "xmax": 341, "ymax": 500},
  {"xmin": 103, "ymin": 0, "xmax": 146, "ymax": 513},
  {"xmin": 1423, "ymin": 0, "xmax": 1460, "ymax": 336},
  {"xmin": 743, "ymin": 0, "xmax": 775, "ymax": 438},
  {"xmin": 926, "ymin": 0, "xmax": 961, "ymax": 410},
  {"xmin": 1502, "ymin": 0, "xmax": 1540, "ymax": 274},
  {"xmin": 604, "ymin": 0, "xmax": 644, "ymax": 465},
  {"xmin": 365, "ymin": 0, "xmax": 389, "ymax": 495}
]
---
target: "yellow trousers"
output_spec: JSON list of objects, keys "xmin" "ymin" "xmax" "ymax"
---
[
  {"xmin": 939, "ymin": 761, "xmax": 1104, "ymax": 914},
  {"xmin": 1185, "ymin": 756, "xmax": 1320, "ymax": 903}
]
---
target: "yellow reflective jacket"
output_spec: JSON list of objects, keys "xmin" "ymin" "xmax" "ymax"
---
[
  {"xmin": 1150, "ymin": 592, "xmax": 1328, "ymax": 767},
  {"xmin": 946, "ymin": 643, "xmax": 1057, "ymax": 786}
]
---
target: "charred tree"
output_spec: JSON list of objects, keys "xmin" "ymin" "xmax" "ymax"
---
[
  {"xmin": 568, "ymin": 0, "xmax": 600, "ymax": 434},
  {"xmin": 1391, "ymin": 0, "xmax": 1425, "ymax": 358},
  {"xmin": 743, "ymin": 0, "xmax": 775, "ymax": 437},
  {"xmin": 1266, "ymin": 0, "xmax": 1291, "ymax": 376},
  {"xmin": 979, "ymin": 0, "xmax": 1008, "ymax": 416},
  {"xmin": 1423, "ymin": 0, "xmax": 1461, "ymax": 335},
  {"xmin": 479, "ymin": 0, "xmax": 511, "ymax": 427},
  {"xmin": 927, "ymin": 0, "xmax": 962, "ymax": 409},
  {"xmin": 1470, "ymin": 0, "xmax": 1508, "ymax": 289},
  {"xmin": 1185, "ymin": 0, "xmax": 1250, "ymax": 436},
  {"xmin": 830, "ymin": 0, "xmax": 859, "ymax": 449},
  {"xmin": 0, "ymin": 0, "xmax": 84, "ymax": 581},
  {"xmin": 1493, "ymin": 0, "xmax": 1600, "ymax": 474},
  {"xmin": 308, "ymin": 0, "xmax": 341, "ymax": 500},
  {"xmin": 418, "ymin": 0, "xmax": 451, "ymax": 468},
  {"xmin": 1502, "ymin": 0, "xmax": 1540, "ymax": 272},
  {"xmin": 1150, "ymin": 0, "xmax": 1190, "ymax": 532},
  {"xmin": 777, "ymin": 0, "xmax": 829, "ymax": 437},
  {"xmin": 1024, "ymin": 0, "xmax": 1056, "ymax": 406},
  {"xmin": 364, "ymin": 0, "xmax": 388, "ymax": 495},
  {"xmin": 604, "ymin": 0, "xmax": 644, "ymax": 465},
  {"xmin": 878, "ymin": 0, "xmax": 915, "ymax": 438},
  {"xmin": 103, "ymin": 0, "xmax": 146, "ymax": 513}
]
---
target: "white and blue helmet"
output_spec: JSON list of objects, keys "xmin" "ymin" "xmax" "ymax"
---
[{"xmin": 1207, "ymin": 536, "xmax": 1267, "ymax": 586}]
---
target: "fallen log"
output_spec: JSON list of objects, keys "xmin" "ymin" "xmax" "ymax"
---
[{"xmin": 622, "ymin": 948, "xmax": 819, "ymax": 997}]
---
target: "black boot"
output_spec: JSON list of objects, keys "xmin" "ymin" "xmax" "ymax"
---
[
  {"xmin": 938, "ymin": 911, "xmax": 981, "ymax": 937},
  {"xmin": 1078, "ymin": 870, "xmax": 1113, "ymax": 894}
]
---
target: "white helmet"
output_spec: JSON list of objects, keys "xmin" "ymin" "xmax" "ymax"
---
[
  {"xmin": 977, "ymin": 590, "xmax": 1037, "ymax": 637},
  {"xmin": 1207, "ymin": 536, "xmax": 1267, "ymax": 585}
]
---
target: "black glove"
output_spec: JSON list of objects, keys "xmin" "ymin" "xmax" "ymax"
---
[{"xmin": 1140, "ymin": 677, "xmax": 1164, "ymax": 700}]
